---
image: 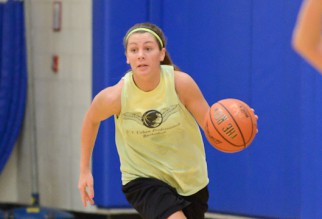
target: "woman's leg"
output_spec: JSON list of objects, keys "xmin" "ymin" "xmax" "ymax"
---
[{"xmin": 167, "ymin": 210, "xmax": 187, "ymax": 219}]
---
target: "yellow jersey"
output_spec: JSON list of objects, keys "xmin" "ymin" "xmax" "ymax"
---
[{"xmin": 115, "ymin": 65, "xmax": 209, "ymax": 195}]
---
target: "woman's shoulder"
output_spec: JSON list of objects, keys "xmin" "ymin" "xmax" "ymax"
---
[
  {"xmin": 98, "ymin": 79, "xmax": 124, "ymax": 101},
  {"xmin": 92, "ymin": 79, "xmax": 124, "ymax": 116},
  {"xmin": 174, "ymin": 70, "xmax": 196, "ymax": 87}
]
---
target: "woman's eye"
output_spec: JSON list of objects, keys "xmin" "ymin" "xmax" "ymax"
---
[{"xmin": 130, "ymin": 48, "xmax": 137, "ymax": 53}]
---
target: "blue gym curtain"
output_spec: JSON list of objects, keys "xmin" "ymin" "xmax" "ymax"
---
[
  {"xmin": 0, "ymin": 0, "xmax": 27, "ymax": 174},
  {"xmin": 92, "ymin": 0, "xmax": 322, "ymax": 218}
]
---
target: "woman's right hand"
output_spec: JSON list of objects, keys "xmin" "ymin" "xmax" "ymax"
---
[{"xmin": 78, "ymin": 171, "xmax": 95, "ymax": 207}]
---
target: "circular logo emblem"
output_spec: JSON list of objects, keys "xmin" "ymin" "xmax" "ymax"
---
[{"xmin": 142, "ymin": 110, "xmax": 163, "ymax": 128}]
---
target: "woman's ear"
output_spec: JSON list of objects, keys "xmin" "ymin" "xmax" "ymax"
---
[
  {"xmin": 125, "ymin": 51, "xmax": 129, "ymax": 64},
  {"xmin": 160, "ymin": 48, "xmax": 166, "ymax": 61}
]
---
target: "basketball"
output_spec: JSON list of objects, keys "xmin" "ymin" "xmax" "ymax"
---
[{"xmin": 204, "ymin": 98, "xmax": 257, "ymax": 153}]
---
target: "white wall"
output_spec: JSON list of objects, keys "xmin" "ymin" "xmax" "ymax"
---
[{"xmin": 0, "ymin": 0, "xmax": 94, "ymax": 213}]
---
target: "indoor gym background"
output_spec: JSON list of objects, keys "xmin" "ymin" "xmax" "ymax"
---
[{"xmin": 1, "ymin": 0, "xmax": 322, "ymax": 219}]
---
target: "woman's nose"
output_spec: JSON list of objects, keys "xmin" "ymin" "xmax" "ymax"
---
[{"xmin": 138, "ymin": 49, "xmax": 145, "ymax": 59}]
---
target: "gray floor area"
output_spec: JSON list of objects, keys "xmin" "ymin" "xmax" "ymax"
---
[
  {"xmin": 0, "ymin": 204, "xmax": 264, "ymax": 219},
  {"xmin": 91, "ymin": 208, "xmax": 262, "ymax": 219},
  {"xmin": 206, "ymin": 212, "xmax": 259, "ymax": 219}
]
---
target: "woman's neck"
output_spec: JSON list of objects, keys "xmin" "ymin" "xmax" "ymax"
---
[{"xmin": 132, "ymin": 69, "xmax": 161, "ymax": 92}]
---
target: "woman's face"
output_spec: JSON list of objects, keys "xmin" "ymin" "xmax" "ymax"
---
[{"xmin": 126, "ymin": 32, "xmax": 165, "ymax": 77}]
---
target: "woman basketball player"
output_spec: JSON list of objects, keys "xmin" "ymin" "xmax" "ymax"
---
[{"xmin": 78, "ymin": 22, "xmax": 210, "ymax": 219}]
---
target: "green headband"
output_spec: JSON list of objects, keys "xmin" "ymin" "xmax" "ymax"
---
[{"xmin": 125, "ymin": 27, "xmax": 164, "ymax": 48}]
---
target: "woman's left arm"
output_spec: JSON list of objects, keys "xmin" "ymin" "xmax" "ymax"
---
[{"xmin": 174, "ymin": 71, "xmax": 210, "ymax": 131}]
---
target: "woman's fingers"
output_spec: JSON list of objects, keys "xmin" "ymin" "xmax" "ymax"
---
[
  {"xmin": 251, "ymin": 108, "xmax": 259, "ymax": 133},
  {"xmin": 78, "ymin": 180, "xmax": 95, "ymax": 207}
]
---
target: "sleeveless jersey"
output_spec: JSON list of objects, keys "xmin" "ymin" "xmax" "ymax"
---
[{"xmin": 115, "ymin": 65, "xmax": 209, "ymax": 195}]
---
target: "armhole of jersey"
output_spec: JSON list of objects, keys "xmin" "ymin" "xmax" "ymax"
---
[
  {"xmin": 116, "ymin": 76, "xmax": 127, "ymax": 119},
  {"xmin": 172, "ymin": 70, "xmax": 185, "ymax": 107}
]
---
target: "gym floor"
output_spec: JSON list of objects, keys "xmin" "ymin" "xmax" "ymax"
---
[
  {"xmin": 0, "ymin": 203, "xmax": 264, "ymax": 219},
  {"xmin": 73, "ymin": 212, "xmax": 258, "ymax": 219}
]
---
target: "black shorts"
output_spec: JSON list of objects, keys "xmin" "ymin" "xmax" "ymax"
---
[{"xmin": 122, "ymin": 178, "xmax": 209, "ymax": 219}]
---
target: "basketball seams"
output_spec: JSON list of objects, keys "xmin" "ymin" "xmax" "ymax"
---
[
  {"xmin": 217, "ymin": 102, "xmax": 246, "ymax": 148},
  {"xmin": 209, "ymin": 103, "xmax": 245, "ymax": 148}
]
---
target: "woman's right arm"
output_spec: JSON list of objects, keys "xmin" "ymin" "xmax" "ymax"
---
[
  {"xmin": 78, "ymin": 81, "xmax": 122, "ymax": 207},
  {"xmin": 292, "ymin": 0, "xmax": 322, "ymax": 73}
]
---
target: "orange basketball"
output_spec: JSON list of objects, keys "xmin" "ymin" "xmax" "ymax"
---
[{"xmin": 204, "ymin": 98, "xmax": 257, "ymax": 153}]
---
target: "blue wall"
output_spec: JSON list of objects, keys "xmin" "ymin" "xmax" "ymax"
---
[{"xmin": 92, "ymin": 0, "xmax": 322, "ymax": 218}]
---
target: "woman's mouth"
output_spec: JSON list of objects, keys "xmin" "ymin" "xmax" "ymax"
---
[{"xmin": 137, "ymin": 64, "xmax": 148, "ymax": 69}]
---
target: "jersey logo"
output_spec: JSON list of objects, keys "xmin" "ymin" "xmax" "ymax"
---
[{"xmin": 122, "ymin": 105, "xmax": 178, "ymax": 128}]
